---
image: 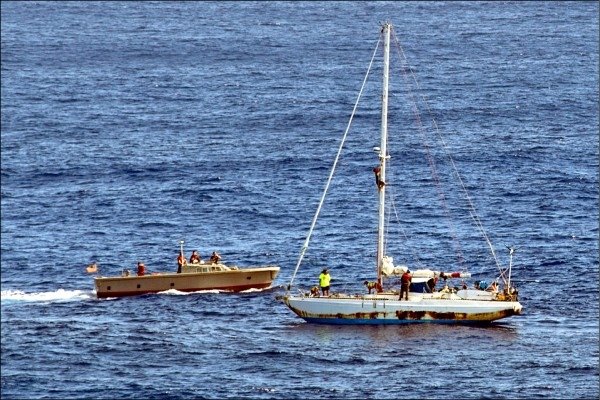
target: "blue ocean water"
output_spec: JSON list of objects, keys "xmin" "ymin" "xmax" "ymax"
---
[{"xmin": 1, "ymin": 1, "xmax": 598, "ymax": 399}]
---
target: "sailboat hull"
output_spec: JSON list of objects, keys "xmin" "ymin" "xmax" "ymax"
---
[{"xmin": 283, "ymin": 294, "xmax": 522, "ymax": 325}]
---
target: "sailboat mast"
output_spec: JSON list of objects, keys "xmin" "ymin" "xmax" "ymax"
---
[{"xmin": 377, "ymin": 23, "xmax": 391, "ymax": 285}]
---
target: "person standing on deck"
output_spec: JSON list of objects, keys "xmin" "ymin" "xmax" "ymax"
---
[
  {"xmin": 210, "ymin": 251, "xmax": 221, "ymax": 264},
  {"xmin": 399, "ymin": 270, "xmax": 412, "ymax": 300},
  {"xmin": 177, "ymin": 251, "xmax": 187, "ymax": 273},
  {"xmin": 319, "ymin": 268, "xmax": 331, "ymax": 297}
]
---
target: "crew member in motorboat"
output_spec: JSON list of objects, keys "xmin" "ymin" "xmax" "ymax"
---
[
  {"xmin": 319, "ymin": 268, "xmax": 331, "ymax": 297},
  {"xmin": 399, "ymin": 270, "xmax": 412, "ymax": 300},
  {"xmin": 177, "ymin": 251, "xmax": 187, "ymax": 273},
  {"xmin": 189, "ymin": 250, "xmax": 201, "ymax": 264},
  {"xmin": 137, "ymin": 262, "xmax": 146, "ymax": 276},
  {"xmin": 210, "ymin": 251, "xmax": 221, "ymax": 264}
]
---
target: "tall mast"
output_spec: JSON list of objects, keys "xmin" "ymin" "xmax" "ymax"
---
[{"xmin": 377, "ymin": 23, "xmax": 391, "ymax": 285}]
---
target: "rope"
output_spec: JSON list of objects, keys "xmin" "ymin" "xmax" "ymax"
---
[
  {"xmin": 386, "ymin": 181, "xmax": 426, "ymax": 269},
  {"xmin": 390, "ymin": 30, "xmax": 504, "ymax": 274},
  {"xmin": 287, "ymin": 35, "xmax": 382, "ymax": 291},
  {"xmin": 391, "ymin": 32, "xmax": 466, "ymax": 271}
]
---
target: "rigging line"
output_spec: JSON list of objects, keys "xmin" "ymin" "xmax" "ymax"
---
[
  {"xmin": 287, "ymin": 35, "xmax": 382, "ymax": 290},
  {"xmin": 386, "ymin": 179, "xmax": 427, "ymax": 269},
  {"xmin": 384, "ymin": 171, "xmax": 392, "ymax": 257},
  {"xmin": 391, "ymin": 30, "xmax": 503, "ymax": 273},
  {"xmin": 384, "ymin": 158, "xmax": 424, "ymax": 268},
  {"xmin": 383, "ymin": 171, "xmax": 392, "ymax": 259},
  {"xmin": 391, "ymin": 32, "xmax": 466, "ymax": 271},
  {"xmin": 497, "ymin": 267, "xmax": 509, "ymax": 285}
]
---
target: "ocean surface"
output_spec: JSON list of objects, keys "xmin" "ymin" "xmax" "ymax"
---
[{"xmin": 1, "ymin": 1, "xmax": 598, "ymax": 399}]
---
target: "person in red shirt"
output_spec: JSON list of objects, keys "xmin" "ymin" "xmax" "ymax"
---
[
  {"xmin": 137, "ymin": 262, "xmax": 146, "ymax": 276},
  {"xmin": 399, "ymin": 270, "xmax": 412, "ymax": 300},
  {"xmin": 189, "ymin": 250, "xmax": 201, "ymax": 264},
  {"xmin": 176, "ymin": 252, "xmax": 188, "ymax": 274}
]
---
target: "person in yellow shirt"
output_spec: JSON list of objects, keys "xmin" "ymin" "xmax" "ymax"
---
[{"xmin": 319, "ymin": 268, "xmax": 331, "ymax": 297}]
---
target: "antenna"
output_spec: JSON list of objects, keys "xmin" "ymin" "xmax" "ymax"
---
[{"xmin": 505, "ymin": 245, "xmax": 518, "ymax": 290}]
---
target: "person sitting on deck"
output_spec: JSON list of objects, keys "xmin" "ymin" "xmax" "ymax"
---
[
  {"xmin": 363, "ymin": 280, "xmax": 382, "ymax": 294},
  {"xmin": 189, "ymin": 250, "xmax": 201, "ymax": 264},
  {"xmin": 137, "ymin": 262, "xmax": 146, "ymax": 277},
  {"xmin": 426, "ymin": 277, "xmax": 436, "ymax": 293},
  {"xmin": 210, "ymin": 251, "xmax": 221, "ymax": 264}
]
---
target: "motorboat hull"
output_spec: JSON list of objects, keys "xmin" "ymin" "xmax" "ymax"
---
[{"xmin": 95, "ymin": 266, "xmax": 280, "ymax": 298}]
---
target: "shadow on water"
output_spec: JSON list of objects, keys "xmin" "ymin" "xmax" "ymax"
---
[{"xmin": 283, "ymin": 319, "xmax": 519, "ymax": 344}]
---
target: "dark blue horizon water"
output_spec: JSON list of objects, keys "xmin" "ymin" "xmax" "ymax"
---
[{"xmin": 1, "ymin": 1, "xmax": 598, "ymax": 399}]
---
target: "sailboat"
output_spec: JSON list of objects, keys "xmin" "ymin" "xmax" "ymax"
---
[{"xmin": 281, "ymin": 22, "xmax": 522, "ymax": 324}]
